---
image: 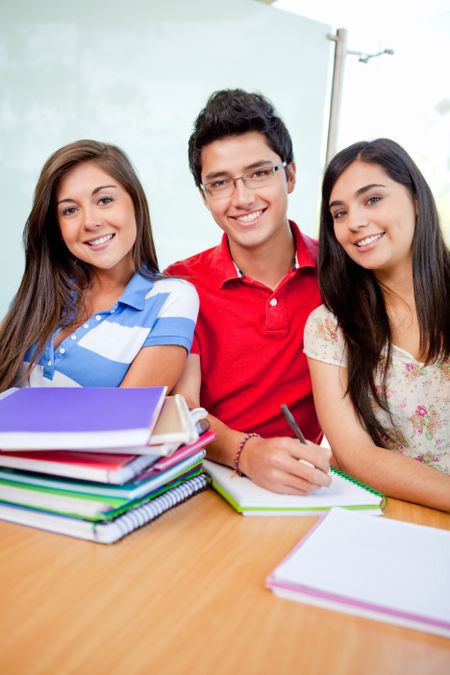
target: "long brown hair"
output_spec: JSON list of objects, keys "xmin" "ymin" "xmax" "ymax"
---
[
  {"xmin": 319, "ymin": 138, "xmax": 450, "ymax": 445},
  {"xmin": 0, "ymin": 140, "xmax": 160, "ymax": 391}
]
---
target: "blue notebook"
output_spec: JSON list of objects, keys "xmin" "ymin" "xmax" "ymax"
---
[{"xmin": 0, "ymin": 387, "xmax": 166, "ymax": 450}]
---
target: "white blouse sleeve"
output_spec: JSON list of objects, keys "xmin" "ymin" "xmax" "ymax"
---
[{"xmin": 303, "ymin": 304, "xmax": 348, "ymax": 367}]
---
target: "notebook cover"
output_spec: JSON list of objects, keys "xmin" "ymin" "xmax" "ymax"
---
[
  {"xmin": 0, "ymin": 387, "xmax": 166, "ymax": 449},
  {"xmin": 0, "ymin": 430, "xmax": 215, "ymax": 483},
  {"xmin": 0, "ymin": 450, "xmax": 159, "ymax": 483},
  {"xmin": 149, "ymin": 395, "xmax": 198, "ymax": 446},
  {"xmin": 143, "ymin": 431, "xmax": 215, "ymax": 474}
]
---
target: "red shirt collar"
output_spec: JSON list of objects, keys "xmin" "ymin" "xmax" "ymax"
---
[{"xmin": 211, "ymin": 221, "xmax": 317, "ymax": 288}]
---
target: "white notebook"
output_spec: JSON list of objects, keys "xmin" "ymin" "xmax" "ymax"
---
[
  {"xmin": 267, "ymin": 508, "xmax": 450, "ymax": 638},
  {"xmin": 204, "ymin": 460, "xmax": 385, "ymax": 515}
]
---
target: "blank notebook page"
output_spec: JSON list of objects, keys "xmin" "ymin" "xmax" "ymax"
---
[{"xmin": 272, "ymin": 508, "xmax": 450, "ymax": 625}]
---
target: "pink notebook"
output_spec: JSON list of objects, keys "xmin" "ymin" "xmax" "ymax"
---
[
  {"xmin": 150, "ymin": 432, "xmax": 215, "ymax": 473},
  {"xmin": 0, "ymin": 431, "xmax": 215, "ymax": 484},
  {"xmin": 0, "ymin": 450, "xmax": 159, "ymax": 484}
]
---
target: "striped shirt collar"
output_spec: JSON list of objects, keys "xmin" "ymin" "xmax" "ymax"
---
[{"xmin": 118, "ymin": 271, "xmax": 155, "ymax": 310}]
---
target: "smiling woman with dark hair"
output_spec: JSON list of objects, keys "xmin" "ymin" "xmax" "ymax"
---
[
  {"xmin": 0, "ymin": 140, "xmax": 199, "ymax": 391},
  {"xmin": 303, "ymin": 138, "xmax": 450, "ymax": 511}
]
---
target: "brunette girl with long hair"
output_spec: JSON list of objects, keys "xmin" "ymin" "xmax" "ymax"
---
[
  {"xmin": 0, "ymin": 140, "xmax": 198, "ymax": 391},
  {"xmin": 304, "ymin": 138, "xmax": 450, "ymax": 511}
]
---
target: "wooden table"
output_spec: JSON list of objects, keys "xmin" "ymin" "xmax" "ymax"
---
[{"xmin": 0, "ymin": 488, "xmax": 449, "ymax": 675}]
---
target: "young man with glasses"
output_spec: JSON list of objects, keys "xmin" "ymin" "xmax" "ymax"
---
[{"xmin": 166, "ymin": 89, "xmax": 331, "ymax": 494}]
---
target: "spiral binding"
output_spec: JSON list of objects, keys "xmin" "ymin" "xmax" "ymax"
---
[
  {"xmin": 93, "ymin": 473, "xmax": 209, "ymax": 542},
  {"xmin": 115, "ymin": 454, "xmax": 160, "ymax": 483},
  {"xmin": 331, "ymin": 467, "xmax": 385, "ymax": 500}
]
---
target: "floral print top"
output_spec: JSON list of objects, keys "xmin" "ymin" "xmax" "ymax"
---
[{"xmin": 304, "ymin": 304, "xmax": 450, "ymax": 474}]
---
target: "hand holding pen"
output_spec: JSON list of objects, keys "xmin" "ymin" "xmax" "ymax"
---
[
  {"xmin": 237, "ymin": 406, "xmax": 332, "ymax": 494},
  {"xmin": 281, "ymin": 404, "xmax": 308, "ymax": 445},
  {"xmin": 280, "ymin": 403, "xmax": 332, "ymax": 488}
]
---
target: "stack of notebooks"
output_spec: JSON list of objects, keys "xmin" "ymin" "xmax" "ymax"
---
[{"xmin": 0, "ymin": 387, "xmax": 213, "ymax": 543}]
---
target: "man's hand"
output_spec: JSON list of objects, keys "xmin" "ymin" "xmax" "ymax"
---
[
  {"xmin": 173, "ymin": 355, "xmax": 332, "ymax": 495},
  {"xmin": 238, "ymin": 435, "xmax": 332, "ymax": 494}
]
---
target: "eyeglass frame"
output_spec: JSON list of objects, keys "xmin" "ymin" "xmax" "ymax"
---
[{"xmin": 199, "ymin": 161, "xmax": 288, "ymax": 199}]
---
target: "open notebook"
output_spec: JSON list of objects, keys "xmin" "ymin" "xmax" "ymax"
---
[
  {"xmin": 204, "ymin": 460, "xmax": 385, "ymax": 515},
  {"xmin": 267, "ymin": 508, "xmax": 450, "ymax": 638}
]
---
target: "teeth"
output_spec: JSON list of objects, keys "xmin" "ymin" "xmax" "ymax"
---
[
  {"xmin": 357, "ymin": 233, "xmax": 383, "ymax": 247},
  {"xmin": 87, "ymin": 233, "xmax": 114, "ymax": 246},
  {"xmin": 236, "ymin": 210, "xmax": 263, "ymax": 223}
]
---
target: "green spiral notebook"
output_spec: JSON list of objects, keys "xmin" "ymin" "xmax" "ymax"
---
[{"xmin": 203, "ymin": 461, "xmax": 386, "ymax": 516}]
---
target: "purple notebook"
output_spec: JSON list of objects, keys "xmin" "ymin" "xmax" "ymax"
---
[{"xmin": 0, "ymin": 387, "xmax": 166, "ymax": 450}]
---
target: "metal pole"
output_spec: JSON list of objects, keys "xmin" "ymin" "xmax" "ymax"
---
[{"xmin": 326, "ymin": 28, "xmax": 348, "ymax": 165}]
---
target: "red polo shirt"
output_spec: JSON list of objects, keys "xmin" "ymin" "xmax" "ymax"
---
[{"xmin": 165, "ymin": 222, "xmax": 322, "ymax": 443}]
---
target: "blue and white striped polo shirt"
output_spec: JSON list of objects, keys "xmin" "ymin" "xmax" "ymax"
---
[{"xmin": 23, "ymin": 272, "xmax": 199, "ymax": 387}]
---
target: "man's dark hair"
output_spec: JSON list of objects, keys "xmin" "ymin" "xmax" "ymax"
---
[{"xmin": 188, "ymin": 89, "xmax": 294, "ymax": 186}]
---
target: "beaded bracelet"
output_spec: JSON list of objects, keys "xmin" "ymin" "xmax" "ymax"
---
[{"xmin": 232, "ymin": 432, "xmax": 261, "ymax": 477}]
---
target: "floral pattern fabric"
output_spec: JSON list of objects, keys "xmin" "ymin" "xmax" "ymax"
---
[{"xmin": 304, "ymin": 304, "xmax": 450, "ymax": 474}]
